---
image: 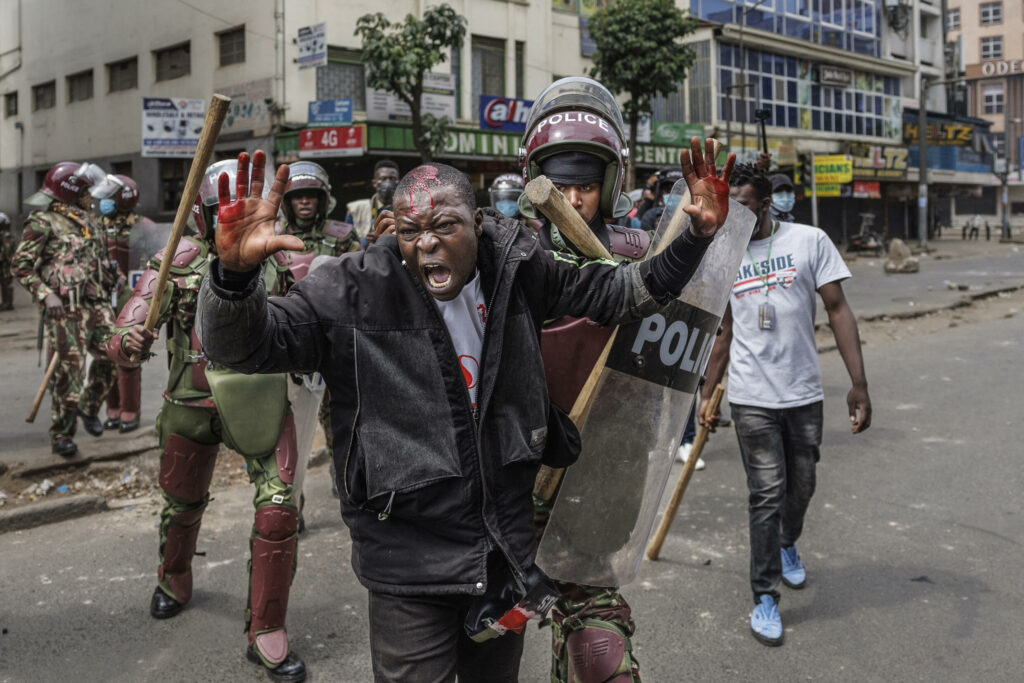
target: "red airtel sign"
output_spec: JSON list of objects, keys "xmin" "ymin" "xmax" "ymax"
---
[{"xmin": 298, "ymin": 124, "xmax": 365, "ymax": 158}]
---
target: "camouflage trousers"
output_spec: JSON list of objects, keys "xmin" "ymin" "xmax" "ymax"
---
[
  {"xmin": 534, "ymin": 495, "xmax": 641, "ymax": 683},
  {"xmin": 46, "ymin": 301, "xmax": 117, "ymax": 442}
]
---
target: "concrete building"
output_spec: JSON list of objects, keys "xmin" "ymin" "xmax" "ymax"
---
[
  {"xmin": 947, "ymin": 0, "xmax": 1024, "ymax": 233},
  {"xmin": 0, "ymin": 0, "xmax": 697, "ymax": 226},
  {"xmin": 660, "ymin": 0, "xmax": 995, "ymax": 242}
]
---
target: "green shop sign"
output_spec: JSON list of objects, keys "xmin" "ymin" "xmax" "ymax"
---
[{"xmin": 368, "ymin": 124, "xmax": 521, "ymax": 159}]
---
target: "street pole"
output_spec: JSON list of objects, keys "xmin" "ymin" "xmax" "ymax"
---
[
  {"xmin": 810, "ymin": 151, "xmax": 819, "ymax": 227},
  {"xmin": 737, "ymin": 0, "xmax": 769, "ymax": 163},
  {"xmin": 1002, "ymin": 122, "xmax": 1012, "ymax": 240},
  {"xmin": 918, "ymin": 80, "xmax": 929, "ymax": 249}
]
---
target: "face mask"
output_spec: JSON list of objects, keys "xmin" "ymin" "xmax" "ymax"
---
[
  {"xmin": 99, "ymin": 198, "xmax": 116, "ymax": 216},
  {"xmin": 495, "ymin": 200, "xmax": 520, "ymax": 218},
  {"xmin": 377, "ymin": 179, "xmax": 398, "ymax": 206},
  {"xmin": 772, "ymin": 191, "xmax": 795, "ymax": 213}
]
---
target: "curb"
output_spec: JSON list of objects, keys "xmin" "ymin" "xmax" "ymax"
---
[
  {"xmin": 0, "ymin": 494, "xmax": 108, "ymax": 534},
  {"xmin": 6, "ymin": 426, "xmax": 160, "ymax": 479}
]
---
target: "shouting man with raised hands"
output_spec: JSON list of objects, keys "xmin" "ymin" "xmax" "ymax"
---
[{"xmin": 196, "ymin": 145, "xmax": 731, "ymax": 682}]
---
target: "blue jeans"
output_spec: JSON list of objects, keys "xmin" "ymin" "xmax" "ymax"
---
[{"xmin": 731, "ymin": 401, "xmax": 822, "ymax": 602}]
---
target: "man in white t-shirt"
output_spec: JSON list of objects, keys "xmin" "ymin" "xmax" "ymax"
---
[{"xmin": 698, "ymin": 163, "xmax": 872, "ymax": 647}]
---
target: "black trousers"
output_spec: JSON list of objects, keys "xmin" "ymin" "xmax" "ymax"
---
[{"xmin": 368, "ymin": 590, "xmax": 525, "ymax": 683}]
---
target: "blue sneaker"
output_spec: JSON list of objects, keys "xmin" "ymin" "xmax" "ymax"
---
[
  {"xmin": 781, "ymin": 545, "xmax": 806, "ymax": 589},
  {"xmin": 750, "ymin": 594, "xmax": 783, "ymax": 646}
]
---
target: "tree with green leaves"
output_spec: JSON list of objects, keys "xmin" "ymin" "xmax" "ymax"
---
[
  {"xmin": 356, "ymin": 5, "xmax": 467, "ymax": 163},
  {"xmin": 587, "ymin": 0, "xmax": 698, "ymax": 189}
]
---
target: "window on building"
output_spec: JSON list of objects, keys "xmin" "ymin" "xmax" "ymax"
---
[
  {"xmin": 4, "ymin": 91, "xmax": 16, "ymax": 118},
  {"xmin": 32, "ymin": 81, "xmax": 56, "ymax": 111},
  {"xmin": 110, "ymin": 161, "xmax": 133, "ymax": 177},
  {"xmin": 946, "ymin": 8, "xmax": 960, "ymax": 30},
  {"xmin": 107, "ymin": 57, "xmax": 138, "ymax": 92},
  {"xmin": 472, "ymin": 36, "xmax": 506, "ymax": 115},
  {"xmin": 159, "ymin": 159, "xmax": 188, "ymax": 212},
  {"xmin": 66, "ymin": 69, "xmax": 93, "ymax": 103},
  {"xmin": 316, "ymin": 47, "xmax": 366, "ymax": 111},
  {"xmin": 981, "ymin": 36, "xmax": 1003, "ymax": 59},
  {"xmin": 983, "ymin": 83, "xmax": 1005, "ymax": 114},
  {"xmin": 155, "ymin": 42, "xmax": 191, "ymax": 82},
  {"xmin": 218, "ymin": 26, "xmax": 245, "ymax": 66},
  {"xmin": 980, "ymin": 1, "xmax": 1002, "ymax": 24}
]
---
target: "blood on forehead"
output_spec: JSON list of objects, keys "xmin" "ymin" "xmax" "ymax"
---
[{"xmin": 405, "ymin": 165, "xmax": 441, "ymax": 215}]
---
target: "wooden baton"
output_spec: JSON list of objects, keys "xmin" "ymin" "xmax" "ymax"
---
[
  {"xmin": 525, "ymin": 175, "xmax": 615, "ymax": 501},
  {"xmin": 646, "ymin": 383, "xmax": 724, "ymax": 561},
  {"xmin": 26, "ymin": 352, "xmax": 60, "ymax": 423},
  {"xmin": 524, "ymin": 176, "xmax": 614, "ymax": 261},
  {"xmin": 132, "ymin": 93, "xmax": 231, "ymax": 360}
]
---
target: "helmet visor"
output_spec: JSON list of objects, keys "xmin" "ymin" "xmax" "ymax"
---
[
  {"xmin": 73, "ymin": 163, "xmax": 107, "ymax": 188},
  {"xmin": 525, "ymin": 77, "xmax": 625, "ymax": 140},
  {"xmin": 90, "ymin": 174, "xmax": 126, "ymax": 200}
]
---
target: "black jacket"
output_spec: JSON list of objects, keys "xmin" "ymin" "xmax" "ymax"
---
[{"xmin": 196, "ymin": 210, "xmax": 659, "ymax": 596}]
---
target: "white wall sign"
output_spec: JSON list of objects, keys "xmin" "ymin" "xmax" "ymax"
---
[
  {"xmin": 366, "ymin": 72, "xmax": 455, "ymax": 123},
  {"xmin": 220, "ymin": 78, "xmax": 273, "ymax": 137},
  {"xmin": 297, "ymin": 23, "xmax": 327, "ymax": 69},
  {"xmin": 141, "ymin": 98, "xmax": 205, "ymax": 158}
]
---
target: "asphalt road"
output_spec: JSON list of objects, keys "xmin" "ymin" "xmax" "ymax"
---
[
  {"xmin": 1, "ymin": 308, "xmax": 1022, "ymax": 681},
  {"xmin": 0, "ymin": 284, "xmax": 170, "ymax": 457}
]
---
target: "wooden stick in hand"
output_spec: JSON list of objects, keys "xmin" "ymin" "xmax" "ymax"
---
[
  {"xmin": 26, "ymin": 353, "xmax": 60, "ymax": 423},
  {"xmin": 525, "ymin": 175, "xmax": 613, "ymax": 261},
  {"xmin": 646, "ymin": 383, "xmax": 724, "ymax": 561},
  {"xmin": 132, "ymin": 93, "xmax": 231, "ymax": 360}
]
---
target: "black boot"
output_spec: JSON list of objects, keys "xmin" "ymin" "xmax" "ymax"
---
[
  {"xmin": 51, "ymin": 438, "xmax": 78, "ymax": 458},
  {"xmin": 119, "ymin": 417, "xmax": 140, "ymax": 433},
  {"xmin": 150, "ymin": 586, "xmax": 184, "ymax": 619},
  {"xmin": 103, "ymin": 417, "xmax": 121, "ymax": 430},
  {"xmin": 246, "ymin": 646, "xmax": 306, "ymax": 682},
  {"xmin": 77, "ymin": 409, "xmax": 104, "ymax": 437}
]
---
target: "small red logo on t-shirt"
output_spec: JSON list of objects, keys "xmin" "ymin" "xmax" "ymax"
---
[
  {"xmin": 477, "ymin": 304, "xmax": 487, "ymax": 324},
  {"xmin": 460, "ymin": 355, "xmax": 479, "ymax": 390}
]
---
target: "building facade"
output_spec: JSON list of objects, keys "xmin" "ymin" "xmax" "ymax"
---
[
  {"xmin": 0, "ymin": 0, "xmax": 706, "ymax": 227},
  {"xmin": 947, "ymin": 0, "xmax": 1024, "ymax": 231}
]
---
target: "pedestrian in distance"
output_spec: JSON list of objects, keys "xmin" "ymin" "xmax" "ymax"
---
[
  {"xmin": 698, "ymin": 163, "xmax": 872, "ymax": 647},
  {"xmin": 195, "ymin": 145, "xmax": 731, "ymax": 682},
  {"xmin": 345, "ymin": 159, "xmax": 399, "ymax": 244}
]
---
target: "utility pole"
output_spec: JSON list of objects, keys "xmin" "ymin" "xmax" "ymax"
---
[
  {"xmin": 917, "ymin": 79, "xmax": 929, "ymax": 250},
  {"xmin": 737, "ymin": 0, "xmax": 769, "ymax": 162},
  {"xmin": 810, "ymin": 151, "xmax": 818, "ymax": 227}
]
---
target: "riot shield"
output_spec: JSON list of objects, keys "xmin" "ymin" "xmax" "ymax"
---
[
  {"xmin": 287, "ymin": 372, "xmax": 325, "ymax": 498},
  {"xmin": 128, "ymin": 218, "xmax": 172, "ymax": 289},
  {"xmin": 535, "ymin": 194, "xmax": 755, "ymax": 588}
]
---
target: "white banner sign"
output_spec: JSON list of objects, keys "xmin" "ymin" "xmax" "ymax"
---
[
  {"xmin": 297, "ymin": 22, "xmax": 327, "ymax": 69},
  {"xmin": 220, "ymin": 78, "xmax": 273, "ymax": 137},
  {"xmin": 366, "ymin": 71, "xmax": 455, "ymax": 123},
  {"xmin": 141, "ymin": 97, "xmax": 205, "ymax": 158}
]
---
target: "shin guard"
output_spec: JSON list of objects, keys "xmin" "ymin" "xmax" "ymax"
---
[
  {"xmin": 248, "ymin": 505, "xmax": 299, "ymax": 665},
  {"xmin": 117, "ymin": 366, "xmax": 142, "ymax": 423},
  {"xmin": 158, "ymin": 505, "xmax": 205, "ymax": 604},
  {"xmin": 159, "ymin": 434, "xmax": 218, "ymax": 502},
  {"xmin": 551, "ymin": 587, "xmax": 640, "ymax": 683}
]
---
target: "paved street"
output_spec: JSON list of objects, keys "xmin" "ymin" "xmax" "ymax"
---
[{"xmin": 1, "ymin": 240, "xmax": 1022, "ymax": 681}]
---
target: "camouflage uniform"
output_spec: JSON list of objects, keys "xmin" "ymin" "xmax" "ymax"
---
[
  {"xmin": 0, "ymin": 223, "xmax": 14, "ymax": 310},
  {"xmin": 13, "ymin": 202, "xmax": 118, "ymax": 444},
  {"xmin": 107, "ymin": 233, "xmax": 303, "ymax": 669},
  {"xmin": 101, "ymin": 211, "xmax": 142, "ymax": 428},
  {"xmin": 275, "ymin": 216, "xmax": 360, "ymax": 454}
]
